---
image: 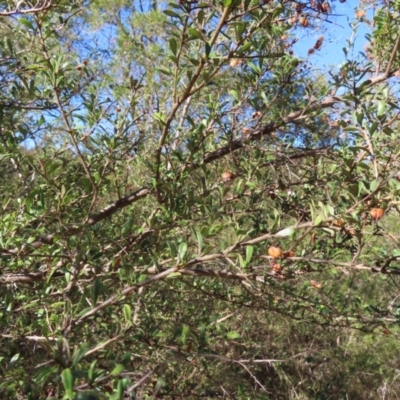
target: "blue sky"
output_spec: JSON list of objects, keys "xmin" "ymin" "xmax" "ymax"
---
[
  {"xmin": 292, "ymin": 0, "xmax": 371, "ymax": 70},
  {"xmin": 88, "ymin": 0, "xmax": 371, "ymax": 73}
]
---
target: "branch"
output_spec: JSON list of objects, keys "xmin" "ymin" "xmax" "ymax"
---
[
  {"xmin": 0, "ymin": 333, "xmax": 57, "ymax": 341},
  {"xmin": 0, "ymin": 271, "xmax": 47, "ymax": 284},
  {"xmin": 83, "ymin": 333, "xmax": 123, "ymax": 357},
  {"xmin": 0, "ymin": 188, "xmax": 150, "ymax": 256},
  {"xmin": 2, "ymin": 71, "xmax": 395, "ymax": 257},
  {"xmin": 197, "ymin": 353, "xmax": 275, "ymax": 393},
  {"xmin": 62, "ymin": 266, "xmax": 179, "ymax": 335},
  {"xmin": 0, "ymin": 0, "xmax": 53, "ymax": 16},
  {"xmin": 385, "ymin": 34, "xmax": 400, "ymax": 77},
  {"xmin": 126, "ymin": 367, "xmax": 159, "ymax": 393},
  {"xmin": 85, "ymin": 187, "xmax": 150, "ymax": 225}
]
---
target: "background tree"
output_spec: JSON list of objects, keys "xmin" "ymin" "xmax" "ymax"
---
[{"xmin": 1, "ymin": 0, "xmax": 400, "ymax": 399}]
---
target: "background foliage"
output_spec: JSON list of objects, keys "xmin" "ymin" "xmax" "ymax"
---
[{"xmin": 1, "ymin": 0, "xmax": 400, "ymax": 399}]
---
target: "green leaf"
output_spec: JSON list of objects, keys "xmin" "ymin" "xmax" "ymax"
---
[
  {"xmin": 370, "ymin": 179, "xmax": 378, "ymax": 191},
  {"xmin": 369, "ymin": 121, "xmax": 379, "ymax": 135},
  {"xmin": 237, "ymin": 42, "xmax": 252, "ymax": 53},
  {"xmin": 195, "ymin": 230, "xmax": 203, "ymax": 252},
  {"xmin": 233, "ymin": 22, "xmax": 246, "ymax": 39},
  {"xmin": 205, "ymin": 41, "xmax": 212, "ymax": 58},
  {"xmin": 19, "ymin": 18, "xmax": 34, "ymax": 30},
  {"xmin": 314, "ymin": 215, "xmax": 324, "ymax": 226},
  {"xmin": 154, "ymin": 377, "xmax": 166, "ymax": 393},
  {"xmin": 272, "ymin": 4, "xmax": 285, "ymax": 18},
  {"xmin": 123, "ymin": 304, "xmax": 132, "ymax": 323},
  {"xmin": 166, "ymin": 272, "xmax": 182, "ymax": 278},
  {"xmin": 229, "ymin": 89, "xmax": 239, "ymax": 101},
  {"xmin": 154, "ymin": 112, "xmax": 166, "ymax": 125},
  {"xmin": 61, "ymin": 368, "xmax": 74, "ymax": 400},
  {"xmin": 178, "ymin": 242, "xmax": 188, "ymax": 260},
  {"xmin": 227, "ymin": 331, "xmax": 241, "ymax": 339},
  {"xmin": 116, "ymin": 380, "xmax": 125, "ymax": 399},
  {"xmin": 110, "ymin": 364, "xmax": 125, "ymax": 375},
  {"xmin": 72, "ymin": 345, "xmax": 88, "ymax": 367},
  {"xmin": 156, "ymin": 66, "xmax": 172, "ymax": 76},
  {"xmin": 88, "ymin": 361, "xmax": 97, "ymax": 382},
  {"xmin": 6, "ymin": 37, "xmax": 13, "ymax": 54},
  {"xmin": 377, "ymin": 100, "xmax": 386, "ymax": 116},
  {"xmin": 92, "ymin": 278, "xmax": 101, "ymax": 305},
  {"xmin": 188, "ymin": 28, "xmax": 204, "ymax": 40},
  {"xmin": 246, "ymin": 245, "xmax": 254, "ymax": 263},
  {"xmin": 238, "ymin": 253, "xmax": 245, "ymax": 268},
  {"xmin": 356, "ymin": 112, "xmax": 364, "ymax": 125},
  {"xmin": 163, "ymin": 10, "xmax": 181, "ymax": 18},
  {"xmin": 169, "ymin": 38, "xmax": 177, "ymax": 56}
]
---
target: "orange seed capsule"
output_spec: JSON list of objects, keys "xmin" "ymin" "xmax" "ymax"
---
[
  {"xmin": 356, "ymin": 10, "xmax": 366, "ymax": 18},
  {"xmin": 230, "ymin": 58, "xmax": 240, "ymax": 67},
  {"xmin": 268, "ymin": 246, "xmax": 283, "ymax": 258},
  {"xmin": 222, "ymin": 171, "xmax": 235, "ymax": 180},
  {"xmin": 370, "ymin": 208, "xmax": 384, "ymax": 220}
]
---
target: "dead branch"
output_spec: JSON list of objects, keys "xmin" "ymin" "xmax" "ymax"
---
[{"xmin": 0, "ymin": 0, "xmax": 53, "ymax": 16}]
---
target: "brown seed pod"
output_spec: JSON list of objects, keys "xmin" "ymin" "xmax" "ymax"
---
[
  {"xmin": 329, "ymin": 120, "xmax": 339, "ymax": 128},
  {"xmin": 268, "ymin": 246, "xmax": 283, "ymax": 258},
  {"xmin": 332, "ymin": 218, "xmax": 345, "ymax": 227},
  {"xmin": 283, "ymin": 250, "xmax": 294, "ymax": 258},
  {"xmin": 314, "ymin": 36, "xmax": 324, "ymax": 50},
  {"xmin": 310, "ymin": 280, "xmax": 322, "ymax": 289},
  {"xmin": 242, "ymin": 127, "xmax": 252, "ymax": 135},
  {"xmin": 346, "ymin": 227, "xmax": 357, "ymax": 236},
  {"xmin": 321, "ymin": 2, "xmax": 330, "ymax": 13},
  {"xmin": 300, "ymin": 15, "xmax": 308, "ymax": 27},
  {"xmin": 272, "ymin": 263, "xmax": 283, "ymax": 273},
  {"xmin": 252, "ymin": 111, "xmax": 262, "ymax": 119},
  {"xmin": 222, "ymin": 171, "xmax": 235, "ymax": 181},
  {"xmin": 310, "ymin": 232, "xmax": 316, "ymax": 244},
  {"xmin": 370, "ymin": 208, "xmax": 384, "ymax": 220}
]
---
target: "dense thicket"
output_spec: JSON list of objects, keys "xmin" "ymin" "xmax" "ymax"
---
[{"xmin": 1, "ymin": 0, "xmax": 400, "ymax": 399}]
